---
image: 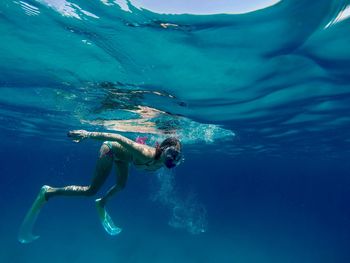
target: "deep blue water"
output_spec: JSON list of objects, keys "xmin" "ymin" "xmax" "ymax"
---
[{"xmin": 1, "ymin": 0, "xmax": 350, "ymax": 262}]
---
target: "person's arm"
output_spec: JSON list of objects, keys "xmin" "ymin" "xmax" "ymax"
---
[{"xmin": 67, "ymin": 130, "xmax": 154, "ymax": 159}]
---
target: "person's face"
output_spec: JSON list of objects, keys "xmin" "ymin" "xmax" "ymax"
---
[{"xmin": 162, "ymin": 146, "xmax": 182, "ymax": 169}]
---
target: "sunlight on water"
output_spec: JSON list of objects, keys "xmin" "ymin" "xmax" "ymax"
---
[
  {"xmin": 37, "ymin": 0, "xmax": 100, "ymax": 19},
  {"xmin": 325, "ymin": 4, "xmax": 350, "ymax": 28},
  {"xmin": 15, "ymin": 1, "xmax": 40, "ymax": 16},
  {"xmin": 1, "ymin": 0, "xmax": 350, "ymax": 157},
  {"xmin": 129, "ymin": 0, "xmax": 281, "ymax": 14}
]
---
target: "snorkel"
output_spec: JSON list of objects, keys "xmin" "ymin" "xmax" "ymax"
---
[
  {"xmin": 154, "ymin": 137, "xmax": 182, "ymax": 169},
  {"xmin": 163, "ymin": 146, "xmax": 182, "ymax": 169}
]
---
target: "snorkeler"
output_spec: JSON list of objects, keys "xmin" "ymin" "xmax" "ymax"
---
[{"xmin": 18, "ymin": 130, "xmax": 182, "ymax": 243}]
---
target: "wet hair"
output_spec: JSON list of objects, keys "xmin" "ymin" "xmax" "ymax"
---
[{"xmin": 154, "ymin": 137, "xmax": 181, "ymax": 160}]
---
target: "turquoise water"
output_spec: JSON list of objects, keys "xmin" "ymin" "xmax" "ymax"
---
[{"xmin": 1, "ymin": 0, "xmax": 350, "ymax": 262}]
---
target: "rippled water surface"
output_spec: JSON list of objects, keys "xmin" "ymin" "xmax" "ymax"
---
[{"xmin": 1, "ymin": 1, "xmax": 350, "ymax": 262}]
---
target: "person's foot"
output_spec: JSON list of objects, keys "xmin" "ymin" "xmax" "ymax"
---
[
  {"xmin": 95, "ymin": 197, "xmax": 105, "ymax": 208},
  {"xmin": 41, "ymin": 185, "xmax": 52, "ymax": 201},
  {"xmin": 95, "ymin": 198, "xmax": 122, "ymax": 236},
  {"xmin": 18, "ymin": 185, "xmax": 52, "ymax": 243}
]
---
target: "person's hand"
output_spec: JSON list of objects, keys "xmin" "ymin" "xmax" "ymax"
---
[{"xmin": 67, "ymin": 130, "xmax": 90, "ymax": 143}]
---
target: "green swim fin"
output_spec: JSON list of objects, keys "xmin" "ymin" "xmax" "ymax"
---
[
  {"xmin": 95, "ymin": 198, "xmax": 122, "ymax": 236},
  {"xmin": 18, "ymin": 185, "xmax": 50, "ymax": 243}
]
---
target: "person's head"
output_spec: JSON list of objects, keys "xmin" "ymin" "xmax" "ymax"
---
[{"xmin": 155, "ymin": 137, "xmax": 182, "ymax": 169}]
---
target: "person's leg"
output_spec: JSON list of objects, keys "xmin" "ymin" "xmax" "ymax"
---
[
  {"xmin": 45, "ymin": 143, "xmax": 114, "ymax": 200},
  {"xmin": 97, "ymin": 160, "xmax": 129, "ymax": 207},
  {"xmin": 18, "ymin": 143, "xmax": 114, "ymax": 243},
  {"xmin": 95, "ymin": 160, "xmax": 129, "ymax": 235}
]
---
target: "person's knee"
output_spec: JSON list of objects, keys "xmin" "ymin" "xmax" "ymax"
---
[{"xmin": 99, "ymin": 144, "xmax": 112, "ymax": 159}]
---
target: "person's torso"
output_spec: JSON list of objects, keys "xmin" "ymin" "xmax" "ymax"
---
[{"xmin": 108, "ymin": 141, "xmax": 162, "ymax": 171}]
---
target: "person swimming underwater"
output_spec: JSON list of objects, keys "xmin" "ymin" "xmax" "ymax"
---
[{"xmin": 18, "ymin": 130, "xmax": 183, "ymax": 243}]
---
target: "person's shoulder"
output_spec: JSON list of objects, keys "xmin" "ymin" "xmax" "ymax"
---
[{"xmin": 138, "ymin": 145, "xmax": 156, "ymax": 159}]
